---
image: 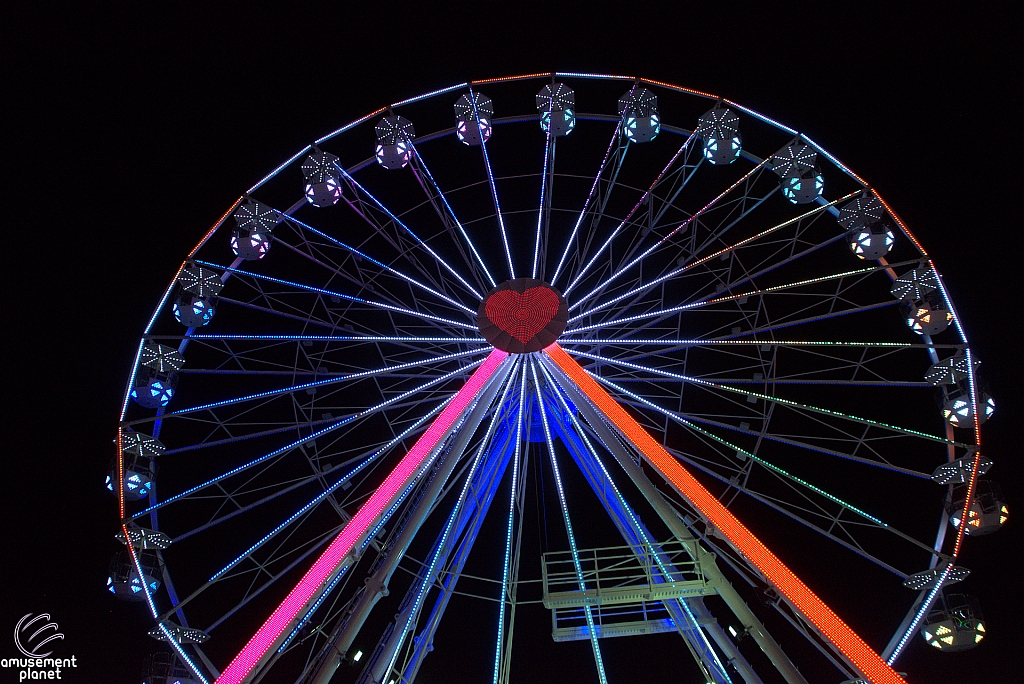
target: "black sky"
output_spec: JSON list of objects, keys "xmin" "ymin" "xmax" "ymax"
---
[{"xmin": 5, "ymin": 3, "xmax": 1021, "ymax": 682}]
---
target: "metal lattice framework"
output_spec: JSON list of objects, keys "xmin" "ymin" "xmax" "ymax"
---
[{"xmin": 111, "ymin": 73, "xmax": 996, "ymax": 684}]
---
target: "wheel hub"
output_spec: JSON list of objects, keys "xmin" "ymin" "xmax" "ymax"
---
[{"xmin": 477, "ymin": 278, "xmax": 567, "ymax": 353}]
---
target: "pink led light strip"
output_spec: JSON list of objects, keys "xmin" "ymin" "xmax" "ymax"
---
[{"xmin": 215, "ymin": 349, "xmax": 509, "ymax": 684}]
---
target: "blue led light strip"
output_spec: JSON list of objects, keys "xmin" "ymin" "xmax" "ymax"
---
[
  {"xmin": 380, "ymin": 358, "xmax": 521, "ymax": 680},
  {"xmin": 189, "ymin": 334, "xmax": 484, "ymax": 343},
  {"xmin": 569, "ymin": 152, "xmax": 775, "ymax": 310},
  {"xmin": 561, "ymin": 338, "xmax": 916, "ymax": 348},
  {"xmin": 532, "ymin": 132, "xmax": 553, "ymax": 279},
  {"xmin": 119, "ymin": 339, "xmax": 146, "ymax": 421},
  {"xmin": 248, "ymin": 145, "xmax": 313, "ymax": 194},
  {"xmin": 119, "ymin": 427, "xmax": 210, "ymax": 681},
  {"xmin": 196, "ymin": 261, "xmax": 476, "ymax": 331},
  {"xmin": 798, "ymin": 134, "xmax": 869, "ymax": 186},
  {"xmin": 315, "ymin": 109, "xmax": 386, "ymax": 146},
  {"xmin": 124, "ymin": 544, "xmax": 211, "ymax": 683},
  {"xmin": 563, "ymin": 132, "xmax": 697, "ymax": 298},
  {"xmin": 409, "ymin": 143, "xmax": 497, "ymax": 288},
  {"xmin": 529, "ymin": 359, "xmax": 608, "ymax": 684},
  {"xmin": 277, "ymin": 565, "xmax": 351, "ymax": 653},
  {"xmin": 568, "ymin": 348, "xmax": 953, "ymax": 447},
  {"xmin": 125, "ymin": 543, "xmax": 160, "ymax": 617},
  {"xmin": 336, "ymin": 165, "xmax": 483, "ymax": 300},
  {"xmin": 120, "ymin": 261, "xmax": 192, "ymax": 418},
  {"xmin": 281, "ymin": 213, "xmax": 476, "ymax": 316},
  {"xmin": 568, "ymin": 260, "xmax": 879, "ymax": 327},
  {"xmin": 569, "ymin": 190, "xmax": 859, "ymax": 318},
  {"xmin": 169, "ymin": 348, "xmax": 484, "ymax": 417},
  {"xmin": 469, "ymin": 87, "xmax": 515, "ymax": 280},
  {"xmin": 145, "ymin": 263, "xmax": 188, "ymax": 335},
  {"xmin": 391, "ymin": 82, "xmax": 469, "ymax": 109},
  {"xmin": 493, "ymin": 364, "xmax": 528, "ymax": 684},
  {"xmin": 926, "ymin": 259, "xmax": 968, "ymax": 346},
  {"xmin": 551, "ymin": 129, "xmax": 619, "ymax": 286},
  {"xmin": 206, "ymin": 403, "xmax": 444, "ymax": 582},
  {"xmin": 157, "ymin": 623, "xmax": 211, "ymax": 684},
  {"xmin": 724, "ymin": 100, "xmax": 798, "ymax": 136},
  {"xmin": 131, "ymin": 360, "xmax": 482, "ymax": 519},
  {"xmin": 537, "ymin": 362, "xmax": 731, "ymax": 683},
  {"xmin": 887, "ymin": 564, "xmax": 952, "ymax": 664},
  {"xmin": 555, "ymin": 72, "xmax": 633, "ymax": 81}
]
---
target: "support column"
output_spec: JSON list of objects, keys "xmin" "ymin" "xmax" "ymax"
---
[
  {"xmin": 307, "ymin": 357, "xmax": 514, "ymax": 684},
  {"xmin": 397, "ymin": 423, "xmax": 518, "ymax": 683},
  {"xmin": 544, "ymin": 384, "xmax": 749, "ymax": 684},
  {"xmin": 545, "ymin": 351, "xmax": 809, "ymax": 684},
  {"xmin": 215, "ymin": 351, "xmax": 510, "ymax": 684}
]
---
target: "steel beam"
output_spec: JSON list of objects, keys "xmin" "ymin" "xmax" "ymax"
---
[
  {"xmin": 397, "ymin": 419, "xmax": 518, "ymax": 683},
  {"xmin": 305, "ymin": 358, "xmax": 514, "ymax": 684},
  {"xmin": 543, "ymin": 383, "xmax": 752, "ymax": 684},
  {"xmin": 544, "ymin": 352, "xmax": 810, "ymax": 684}
]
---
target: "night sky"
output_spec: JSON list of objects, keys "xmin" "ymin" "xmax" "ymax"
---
[{"xmin": 5, "ymin": 5, "xmax": 1021, "ymax": 682}]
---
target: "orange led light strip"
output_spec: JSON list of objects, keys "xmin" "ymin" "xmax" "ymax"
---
[
  {"xmin": 543, "ymin": 342, "xmax": 908, "ymax": 684},
  {"xmin": 471, "ymin": 72, "xmax": 552, "ymax": 85},
  {"xmin": 188, "ymin": 196, "xmax": 244, "ymax": 258},
  {"xmin": 872, "ymin": 191, "xmax": 928, "ymax": 258}
]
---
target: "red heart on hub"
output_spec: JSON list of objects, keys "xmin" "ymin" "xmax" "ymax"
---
[
  {"xmin": 486, "ymin": 287, "xmax": 560, "ymax": 343},
  {"xmin": 478, "ymin": 279, "xmax": 567, "ymax": 353}
]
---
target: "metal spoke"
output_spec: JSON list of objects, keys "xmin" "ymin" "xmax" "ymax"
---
[
  {"xmin": 550, "ymin": 128, "xmax": 619, "ymax": 286},
  {"xmin": 129, "ymin": 359, "xmax": 487, "ymax": 520},
  {"xmin": 337, "ymin": 164, "xmax": 483, "ymax": 300},
  {"xmin": 568, "ymin": 348, "xmax": 956, "ymax": 447},
  {"xmin": 279, "ymin": 213, "xmax": 478, "ymax": 316},
  {"xmin": 529, "ymin": 359, "xmax": 608, "ymax": 684},
  {"xmin": 469, "ymin": 88, "xmax": 515, "ymax": 280},
  {"xmin": 159, "ymin": 348, "xmax": 484, "ymax": 419},
  {"xmin": 493, "ymin": 364, "xmax": 528, "ymax": 684},
  {"xmin": 569, "ymin": 151, "xmax": 774, "ymax": 311},
  {"xmin": 571, "ymin": 191, "xmax": 861, "ymax": 321},
  {"xmin": 563, "ymin": 132, "xmax": 697, "ymax": 298},
  {"xmin": 569, "ymin": 261, "xmax": 888, "ymax": 327},
  {"xmin": 408, "ymin": 143, "xmax": 498, "ymax": 288},
  {"xmin": 196, "ymin": 261, "xmax": 477, "ymax": 330},
  {"xmin": 532, "ymin": 133, "xmax": 554, "ymax": 279}
]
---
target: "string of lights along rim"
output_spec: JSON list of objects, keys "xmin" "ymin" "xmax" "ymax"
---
[{"xmin": 110, "ymin": 73, "xmax": 1004, "ymax": 684}]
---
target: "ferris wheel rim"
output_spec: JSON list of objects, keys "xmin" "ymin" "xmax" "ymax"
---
[{"xmin": 113, "ymin": 72, "xmax": 989, "ymax": 684}]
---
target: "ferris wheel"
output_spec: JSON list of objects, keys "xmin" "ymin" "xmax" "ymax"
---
[{"xmin": 109, "ymin": 73, "xmax": 1006, "ymax": 684}]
